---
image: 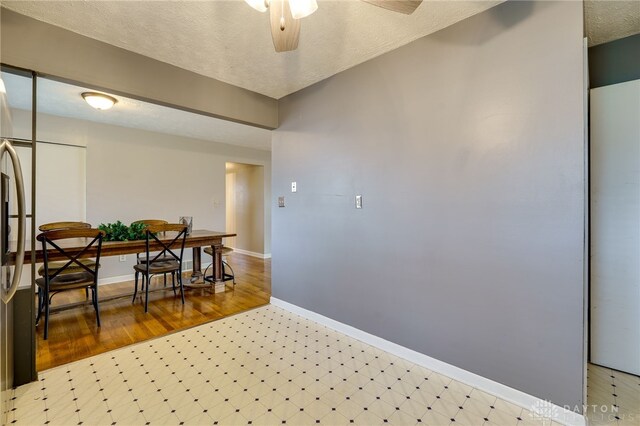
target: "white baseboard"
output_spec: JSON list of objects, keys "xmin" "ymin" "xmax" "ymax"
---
[
  {"xmin": 98, "ymin": 273, "xmax": 135, "ymax": 286},
  {"xmin": 270, "ymin": 297, "xmax": 586, "ymax": 426},
  {"xmin": 228, "ymin": 247, "xmax": 271, "ymax": 259},
  {"xmin": 98, "ymin": 261, "xmax": 213, "ymax": 286}
]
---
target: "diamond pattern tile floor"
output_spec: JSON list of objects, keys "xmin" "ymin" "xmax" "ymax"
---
[
  {"xmin": 586, "ymin": 363, "xmax": 640, "ymax": 426},
  {"xmin": 9, "ymin": 305, "xmax": 566, "ymax": 425}
]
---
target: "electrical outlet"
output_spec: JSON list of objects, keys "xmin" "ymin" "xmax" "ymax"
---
[
  {"xmin": 291, "ymin": 182, "xmax": 297, "ymax": 193},
  {"xmin": 278, "ymin": 196, "xmax": 285, "ymax": 207},
  {"xmin": 119, "ymin": 255, "xmax": 127, "ymax": 262},
  {"xmin": 355, "ymin": 195, "xmax": 363, "ymax": 209}
]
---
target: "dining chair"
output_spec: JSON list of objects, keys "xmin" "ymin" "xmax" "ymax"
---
[
  {"xmin": 203, "ymin": 245, "xmax": 236, "ymax": 285},
  {"xmin": 131, "ymin": 219, "xmax": 174, "ymax": 289},
  {"xmin": 132, "ymin": 223, "xmax": 187, "ymax": 313},
  {"xmin": 37, "ymin": 221, "xmax": 97, "ymax": 299},
  {"xmin": 36, "ymin": 228, "xmax": 105, "ymax": 340}
]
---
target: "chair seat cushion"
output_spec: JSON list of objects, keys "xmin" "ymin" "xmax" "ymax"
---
[
  {"xmin": 38, "ymin": 259, "xmax": 97, "ymax": 277},
  {"xmin": 203, "ymin": 246, "xmax": 233, "ymax": 256},
  {"xmin": 134, "ymin": 260, "xmax": 180, "ymax": 274},
  {"xmin": 36, "ymin": 271, "xmax": 95, "ymax": 291},
  {"xmin": 137, "ymin": 254, "xmax": 174, "ymax": 264}
]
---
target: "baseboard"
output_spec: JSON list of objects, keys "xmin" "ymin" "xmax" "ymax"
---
[
  {"xmin": 270, "ymin": 297, "xmax": 586, "ymax": 426},
  {"xmin": 98, "ymin": 273, "xmax": 135, "ymax": 286},
  {"xmin": 98, "ymin": 261, "xmax": 213, "ymax": 286},
  {"xmin": 228, "ymin": 247, "xmax": 271, "ymax": 259}
]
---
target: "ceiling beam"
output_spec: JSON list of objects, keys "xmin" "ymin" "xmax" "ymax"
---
[{"xmin": 0, "ymin": 8, "xmax": 278, "ymax": 130}]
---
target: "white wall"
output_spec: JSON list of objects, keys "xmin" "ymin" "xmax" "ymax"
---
[
  {"xmin": 10, "ymin": 111, "xmax": 87, "ymax": 234},
  {"xmin": 12, "ymin": 109, "xmax": 271, "ymax": 281}
]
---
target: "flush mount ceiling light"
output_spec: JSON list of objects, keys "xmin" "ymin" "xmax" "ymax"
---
[
  {"xmin": 81, "ymin": 92, "xmax": 117, "ymax": 110},
  {"xmin": 245, "ymin": 0, "xmax": 423, "ymax": 52}
]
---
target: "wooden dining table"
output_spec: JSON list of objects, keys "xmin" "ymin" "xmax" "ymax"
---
[{"xmin": 10, "ymin": 229, "xmax": 237, "ymax": 310}]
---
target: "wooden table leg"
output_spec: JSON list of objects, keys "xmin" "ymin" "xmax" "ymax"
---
[
  {"xmin": 190, "ymin": 247, "xmax": 202, "ymax": 283},
  {"xmin": 211, "ymin": 242, "xmax": 223, "ymax": 282}
]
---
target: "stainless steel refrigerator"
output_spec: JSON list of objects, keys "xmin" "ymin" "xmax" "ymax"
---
[{"xmin": 0, "ymin": 74, "xmax": 27, "ymax": 426}]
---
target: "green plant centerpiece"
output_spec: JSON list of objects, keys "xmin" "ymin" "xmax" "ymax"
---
[{"xmin": 98, "ymin": 221, "xmax": 148, "ymax": 241}]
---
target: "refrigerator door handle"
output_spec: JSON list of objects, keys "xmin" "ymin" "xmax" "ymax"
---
[{"xmin": 0, "ymin": 139, "xmax": 25, "ymax": 304}]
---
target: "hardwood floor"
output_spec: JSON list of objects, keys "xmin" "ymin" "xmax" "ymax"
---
[{"xmin": 36, "ymin": 253, "xmax": 271, "ymax": 372}]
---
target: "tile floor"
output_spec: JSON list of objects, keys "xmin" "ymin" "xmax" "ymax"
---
[
  {"xmin": 9, "ymin": 305, "xmax": 566, "ymax": 425},
  {"xmin": 586, "ymin": 363, "xmax": 640, "ymax": 426}
]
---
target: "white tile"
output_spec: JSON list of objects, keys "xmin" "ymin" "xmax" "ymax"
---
[
  {"xmin": 141, "ymin": 401, "xmax": 175, "ymax": 422},
  {"xmin": 366, "ymin": 399, "xmax": 398, "ymax": 419},
  {"xmin": 349, "ymin": 389, "xmax": 379, "ymax": 407},
  {"xmin": 148, "ymin": 413, "xmax": 182, "ymax": 425},
  {"xmin": 304, "ymin": 400, "xmax": 333, "ymax": 420},
  {"xmin": 109, "ymin": 401, "xmax": 144, "ymax": 422},
  {"xmin": 253, "ymin": 411, "xmax": 285, "ymax": 425},
  {"xmin": 287, "ymin": 410, "xmax": 317, "ymax": 425},
  {"xmin": 288, "ymin": 390, "xmax": 318, "ymax": 409},
  {"xmin": 439, "ymin": 389, "xmax": 469, "ymax": 406},
  {"xmin": 420, "ymin": 408, "xmax": 453, "ymax": 425},
  {"xmin": 353, "ymin": 409, "xmax": 385, "ymax": 425},
  {"xmin": 271, "ymin": 400, "xmax": 301, "ymax": 420},
  {"xmin": 430, "ymin": 397, "xmax": 460, "ymax": 420},
  {"xmin": 379, "ymin": 389, "xmax": 411, "ymax": 409},
  {"xmin": 319, "ymin": 390, "xmax": 351, "ymax": 409},
  {"xmin": 486, "ymin": 407, "xmax": 520, "ymax": 426},
  {"xmin": 320, "ymin": 410, "xmax": 350, "ymax": 425},
  {"xmin": 460, "ymin": 397, "xmax": 492, "ymax": 418},
  {"xmin": 335, "ymin": 399, "xmax": 365, "ymax": 419},
  {"xmin": 453, "ymin": 406, "xmax": 489, "ymax": 426},
  {"xmin": 469, "ymin": 389, "xmax": 497, "ymax": 406}
]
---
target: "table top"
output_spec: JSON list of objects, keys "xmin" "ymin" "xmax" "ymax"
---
[{"xmin": 10, "ymin": 229, "xmax": 236, "ymax": 264}]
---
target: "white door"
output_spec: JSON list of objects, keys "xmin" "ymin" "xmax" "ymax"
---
[{"xmin": 590, "ymin": 79, "xmax": 640, "ymax": 375}]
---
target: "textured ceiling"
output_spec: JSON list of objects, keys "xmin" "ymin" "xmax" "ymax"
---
[
  {"xmin": 585, "ymin": 0, "xmax": 640, "ymax": 46},
  {"xmin": 1, "ymin": 72, "xmax": 273, "ymax": 150},
  {"xmin": 1, "ymin": 0, "xmax": 503, "ymax": 99}
]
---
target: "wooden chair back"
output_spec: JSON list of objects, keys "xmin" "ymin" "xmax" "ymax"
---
[
  {"xmin": 38, "ymin": 221, "xmax": 91, "ymax": 232},
  {"xmin": 132, "ymin": 219, "xmax": 168, "ymax": 227},
  {"xmin": 37, "ymin": 228, "xmax": 105, "ymax": 280},
  {"xmin": 144, "ymin": 223, "xmax": 187, "ymax": 265}
]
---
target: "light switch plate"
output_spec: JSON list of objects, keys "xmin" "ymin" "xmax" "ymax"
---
[
  {"xmin": 291, "ymin": 182, "xmax": 297, "ymax": 193},
  {"xmin": 355, "ymin": 195, "xmax": 362, "ymax": 209},
  {"xmin": 278, "ymin": 196, "xmax": 285, "ymax": 207}
]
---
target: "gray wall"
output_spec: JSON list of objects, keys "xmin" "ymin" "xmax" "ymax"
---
[
  {"xmin": 273, "ymin": 0, "xmax": 585, "ymax": 409},
  {"xmin": 589, "ymin": 33, "xmax": 640, "ymax": 88}
]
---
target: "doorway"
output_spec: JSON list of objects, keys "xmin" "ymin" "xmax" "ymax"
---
[
  {"xmin": 225, "ymin": 162, "xmax": 267, "ymax": 258},
  {"xmin": 1, "ymin": 70, "xmax": 273, "ymax": 376}
]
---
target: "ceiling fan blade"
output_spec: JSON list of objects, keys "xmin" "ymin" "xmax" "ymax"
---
[
  {"xmin": 270, "ymin": 0, "xmax": 301, "ymax": 52},
  {"xmin": 361, "ymin": 0, "xmax": 422, "ymax": 15}
]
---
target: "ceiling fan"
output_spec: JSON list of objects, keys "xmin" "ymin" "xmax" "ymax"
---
[{"xmin": 244, "ymin": 0, "xmax": 423, "ymax": 52}]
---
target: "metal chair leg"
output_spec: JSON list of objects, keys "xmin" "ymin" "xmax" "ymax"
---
[
  {"xmin": 93, "ymin": 284, "xmax": 101, "ymax": 327},
  {"xmin": 144, "ymin": 272, "xmax": 150, "ymax": 313},
  {"xmin": 44, "ymin": 288, "xmax": 50, "ymax": 340},
  {"xmin": 178, "ymin": 270, "xmax": 185, "ymax": 305},
  {"xmin": 223, "ymin": 261, "xmax": 236, "ymax": 285},
  {"xmin": 36, "ymin": 289, "xmax": 43, "ymax": 325},
  {"xmin": 133, "ymin": 271, "xmax": 139, "ymax": 303}
]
